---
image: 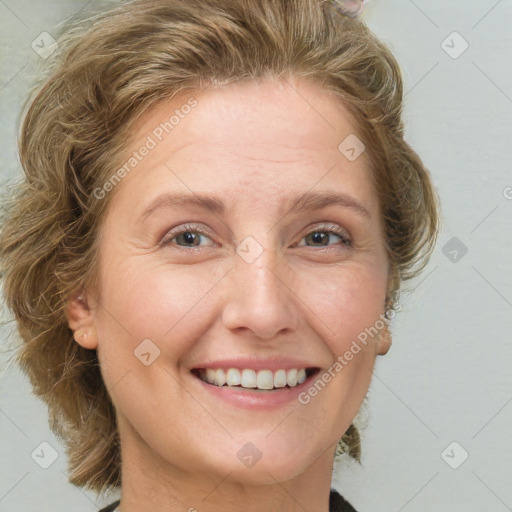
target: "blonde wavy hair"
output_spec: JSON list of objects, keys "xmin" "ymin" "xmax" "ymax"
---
[{"xmin": 0, "ymin": 0, "xmax": 440, "ymax": 495}]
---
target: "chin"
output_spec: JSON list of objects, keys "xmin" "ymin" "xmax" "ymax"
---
[{"xmin": 197, "ymin": 435, "xmax": 321, "ymax": 485}]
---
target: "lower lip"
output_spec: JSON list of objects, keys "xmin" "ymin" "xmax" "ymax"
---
[{"xmin": 192, "ymin": 370, "xmax": 319, "ymax": 411}]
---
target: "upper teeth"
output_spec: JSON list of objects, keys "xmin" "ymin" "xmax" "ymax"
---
[{"xmin": 198, "ymin": 368, "xmax": 308, "ymax": 390}]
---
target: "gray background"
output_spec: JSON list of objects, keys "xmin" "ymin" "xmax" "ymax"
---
[{"xmin": 1, "ymin": 1, "xmax": 511, "ymax": 511}]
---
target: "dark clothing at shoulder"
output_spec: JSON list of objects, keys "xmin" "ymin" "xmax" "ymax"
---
[
  {"xmin": 98, "ymin": 489, "xmax": 357, "ymax": 512},
  {"xmin": 98, "ymin": 501, "xmax": 119, "ymax": 512},
  {"xmin": 329, "ymin": 488, "xmax": 358, "ymax": 511}
]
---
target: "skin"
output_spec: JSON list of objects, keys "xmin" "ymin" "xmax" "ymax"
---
[{"xmin": 66, "ymin": 76, "xmax": 391, "ymax": 512}]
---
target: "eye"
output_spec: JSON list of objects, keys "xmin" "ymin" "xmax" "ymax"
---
[
  {"xmin": 160, "ymin": 224, "xmax": 216, "ymax": 249},
  {"xmin": 296, "ymin": 223, "xmax": 352, "ymax": 248},
  {"xmin": 159, "ymin": 223, "xmax": 352, "ymax": 250}
]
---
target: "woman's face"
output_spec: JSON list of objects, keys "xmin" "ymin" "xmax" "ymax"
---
[{"xmin": 72, "ymin": 77, "xmax": 390, "ymax": 486}]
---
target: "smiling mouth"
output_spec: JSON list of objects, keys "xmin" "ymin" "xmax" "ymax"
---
[{"xmin": 191, "ymin": 367, "xmax": 320, "ymax": 391}]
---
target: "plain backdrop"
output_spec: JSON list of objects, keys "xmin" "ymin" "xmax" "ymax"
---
[{"xmin": 1, "ymin": 1, "xmax": 511, "ymax": 511}]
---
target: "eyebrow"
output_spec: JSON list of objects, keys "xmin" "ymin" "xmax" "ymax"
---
[{"xmin": 138, "ymin": 190, "xmax": 371, "ymax": 222}]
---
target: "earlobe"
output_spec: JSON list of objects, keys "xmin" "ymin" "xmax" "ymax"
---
[
  {"xmin": 73, "ymin": 327, "xmax": 98, "ymax": 350},
  {"xmin": 376, "ymin": 322, "xmax": 392, "ymax": 356},
  {"xmin": 65, "ymin": 287, "xmax": 99, "ymax": 350}
]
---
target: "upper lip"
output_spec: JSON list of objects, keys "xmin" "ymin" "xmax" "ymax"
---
[{"xmin": 191, "ymin": 357, "xmax": 320, "ymax": 372}]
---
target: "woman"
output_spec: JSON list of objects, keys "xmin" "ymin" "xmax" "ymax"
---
[{"xmin": 0, "ymin": 0, "xmax": 440, "ymax": 510}]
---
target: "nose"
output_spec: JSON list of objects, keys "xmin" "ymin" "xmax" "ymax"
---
[{"xmin": 220, "ymin": 249, "xmax": 300, "ymax": 341}]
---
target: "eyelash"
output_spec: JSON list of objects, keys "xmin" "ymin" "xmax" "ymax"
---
[{"xmin": 159, "ymin": 223, "xmax": 352, "ymax": 250}]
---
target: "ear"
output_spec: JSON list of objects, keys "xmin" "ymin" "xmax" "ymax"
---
[
  {"xmin": 376, "ymin": 322, "xmax": 392, "ymax": 356},
  {"xmin": 64, "ymin": 286, "xmax": 98, "ymax": 350}
]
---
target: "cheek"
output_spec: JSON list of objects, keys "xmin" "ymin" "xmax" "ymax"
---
[
  {"xmin": 292, "ymin": 264, "xmax": 386, "ymax": 437},
  {"xmin": 93, "ymin": 260, "xmax": 218, "ymax": 414},
  {"xmin": 292, "ymin": 261, "xmax": 387, "ymax": 352},
  {"xmin": 97, "ymin": 253, "xmax": 386, "ymax": 351},
  {"xmin": 95, "ymin": 258, "xmax": 225, "ymax": 354}
]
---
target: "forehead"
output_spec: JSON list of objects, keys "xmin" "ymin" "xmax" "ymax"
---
[
  {"xmin": 107, "ymin": 77, "xmax": 378, "ymax": 218},
  {"xmin": 130, "ymin": 77, "xmax": 363, "ymax": 158}
]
